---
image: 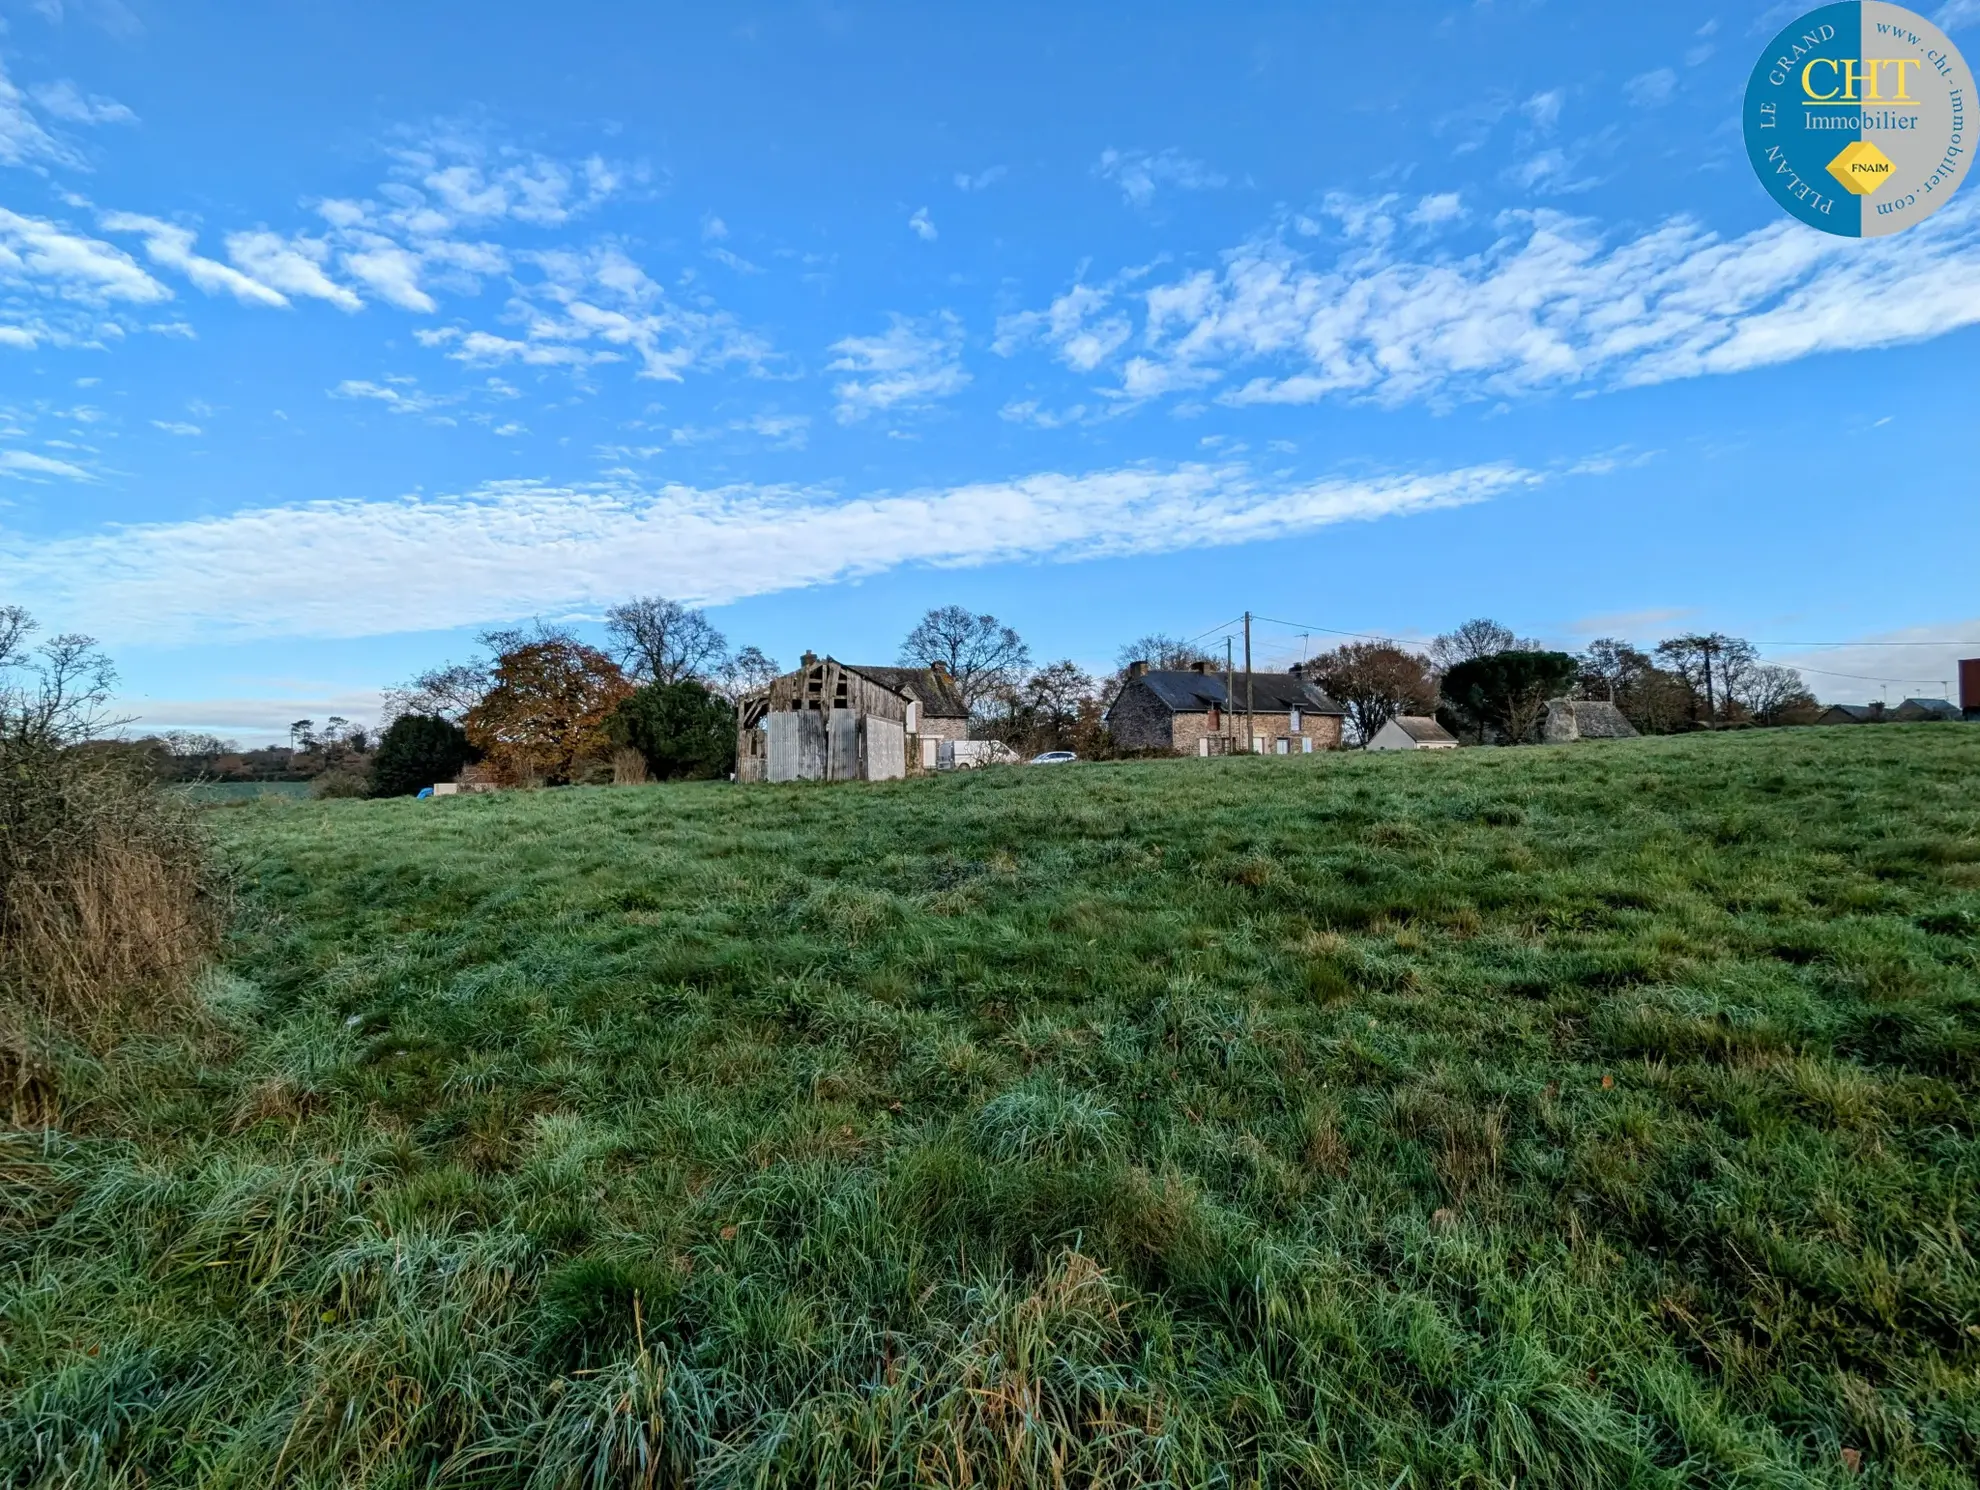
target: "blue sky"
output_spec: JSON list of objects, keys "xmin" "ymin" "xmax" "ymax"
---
[{"xmin": 3, "ymin": 0, "xmax": 1978, "ymax": 741}]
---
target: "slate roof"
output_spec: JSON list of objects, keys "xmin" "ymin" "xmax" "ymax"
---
[
  {"xmin": 1895, "ymin": 697, "xmax": 1962, "ymax": 721},
  {"xmin": 847, "ymin": 665, "xmax": 970, "ymax": 718},
  {"xmin": 1128, "ymin": 669, "xmax": 1345, "ymax": 716},
  {"xmin": 1392, "ymin": 715, "xmax": 1458, "ymax": 744},
  {"xmin": 1818, "ymin": 704, "xmax": 1882, "ymax": 723}
]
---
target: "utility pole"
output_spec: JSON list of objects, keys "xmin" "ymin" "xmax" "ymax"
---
[
  {"xmin": 1243, "ymin": 610, "xmax": 1255, "ymax": 754},
  {"xmin": 1223, "ymin": 636, "xmax": 1235, "ymax": 754}
]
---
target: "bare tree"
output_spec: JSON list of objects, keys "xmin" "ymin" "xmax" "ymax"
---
[
  {"xmin": 900, "ymin": 606, "xmax": 1031, "ymax": 713},
  {"xmin": 1308, "ymin": 642, "xmax": 1436, "ymax": 745},
  {"xmin": 605, "ymin": 596, "xmax": 730, "ymax": 685},
  {"xmin": 1655, "ymin": 633, "xmax": 1756, "ymax": 725},
  {"xmin": 382, "ymin": 663, "xmax": 490, "ymax": 725},
  {"xmin": 714, "ymin": 645, "xmax": 780, "ymax": 703},
  {"xmin": 161, "ymin": 731, "xmax": 238, "ymax": 757},
  {"xmin": 1730, "ymin": 661, "xmax": 1816, "ymax": 726},
  {"xmin": 1114, "ymin": 633, "xmax": 1211, "ymax": 671},
  {"xmin": 1428, "ymin": 617, "xmax": 1542, "ymax": 671},
  {"xmin": 0, "ymin": 608, "xmax": 120, "ymax": 747}
]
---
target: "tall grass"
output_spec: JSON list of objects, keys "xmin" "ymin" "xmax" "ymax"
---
[
  {"xmin": 0, "ymin": 743, "xmax": 220, "ymax": 1120},
  {"xmin": 1, "ymin": 726, "xmax": 1975, "ymax": 1487}
]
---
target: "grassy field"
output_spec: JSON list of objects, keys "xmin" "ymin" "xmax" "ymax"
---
[
  {"xmin": 173, "ymin": 781, "xmax": 315, "ymax": 805},
  {"xmin": 4, "ymin": 727, "xmax": 1977, "ymax": 1487}
]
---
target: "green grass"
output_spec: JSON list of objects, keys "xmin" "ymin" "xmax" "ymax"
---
[
  {"xmin": 173, "ymin": 781, "xmax": 314, "ymax": 804},
  {"xmin": 4, "ymin": 726, "xmax": 1978, "ymax": 1487}
]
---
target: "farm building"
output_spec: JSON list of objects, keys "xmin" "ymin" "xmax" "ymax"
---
[
  {"xmin": 1365, "ymin": 716, "xmax": 1459, "ymax": 751},
  {"xmin": 1105, "ymin": 661, "xmax": 1345, "ymax": 756},
  {"xmin": 1816, "ymin": 703, "xmax": 1886, "ymax": 725},
  {"xmin": 737, "ymin": 655, "xmax": 911, "ymax": 783},
  {"xmin": 1893, "ymin": 698, "xmax": 1962, "ymax": 722},
  {"xmin": 841, "ymin": 664, "xmax": 972, "ymax": 769},
  {"xmin": 1542, "ymin": 699, "xmax": 1640, "ymax": 743}
]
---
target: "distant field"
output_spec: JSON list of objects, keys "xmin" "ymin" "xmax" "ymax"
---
[
  {"xmin": 5, "ymin": 728, "xmax": 1977, "ymax": 1487},
  {"xmin": 173, "ymin": 779, "xmax": 314, "ymax": 803}
]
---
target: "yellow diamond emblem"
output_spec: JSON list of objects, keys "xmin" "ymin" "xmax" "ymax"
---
[{"xmin": 1827, "ymin": 139, "xmax": 1895, "ymax": 196}]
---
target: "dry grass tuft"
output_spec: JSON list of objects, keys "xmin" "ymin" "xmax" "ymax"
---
[{"xmin": 1, "ymin": 745, "xmax": 222, "ymax": 1098}]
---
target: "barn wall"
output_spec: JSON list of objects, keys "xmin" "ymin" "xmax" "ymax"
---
[{"xmin": 865, "ymin": 717, "xmax": 906, "ymax": 780}]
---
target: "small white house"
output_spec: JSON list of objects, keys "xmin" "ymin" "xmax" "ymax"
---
[{"xmin": 1366, "ymin": 716, "xmax": 1460, "ymax": 751}]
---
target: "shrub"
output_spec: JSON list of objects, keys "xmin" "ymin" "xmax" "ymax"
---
[
  {"xmin": 369, "ymin": 713, "xmax": 476, "ymax": 798},
  {"xmin": 609, "ymin": 680, "xmax": 736, "ymax": 781},
  {"xmin": 1, "ymin": 609, "xmax": 221, "ymax": 1111}
]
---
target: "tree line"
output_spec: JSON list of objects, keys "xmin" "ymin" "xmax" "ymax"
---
[{"xmin": 357, "ymin": 604, "xmax": 1825, "ymax": 795}]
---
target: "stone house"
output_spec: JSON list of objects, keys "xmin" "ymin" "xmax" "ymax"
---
[
  {"xmin": 844, "ymin": 663, "xmax": 971, "ymax": 769},
  {"xmin": 1365, "ymin": 715, "xmax": 1459, "ymax": 751},
  {"xmin": 1105, "ymin": 661, "xmax": 1345, "ymax": 755}
]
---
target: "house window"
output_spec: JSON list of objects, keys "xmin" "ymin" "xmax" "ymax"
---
[
  {"xmin": 1207, "ymin": 704, "xmax": 1221, "ymax": 730},
  {"xmin": 1290, "ymin": 708, "xmax": 1302, "ymax": 733}
]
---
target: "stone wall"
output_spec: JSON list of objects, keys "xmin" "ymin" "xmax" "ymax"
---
[{"xmin": 1105, "ymin": 680, "xmax": 1176, "ymax": 750}]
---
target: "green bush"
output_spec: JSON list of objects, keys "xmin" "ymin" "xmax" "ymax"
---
[
  {"xmin": 368, "ymin": 713, "xmax": 475, "ymax": 797},
  {"xmin": 609, "ymin": 680, "xmax": 735, "ymax": 781}
]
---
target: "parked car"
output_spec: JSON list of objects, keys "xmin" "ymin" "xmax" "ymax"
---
[{"xmin": 1028, "ymin": 751, "xmax": 1078, "ymax": 765}]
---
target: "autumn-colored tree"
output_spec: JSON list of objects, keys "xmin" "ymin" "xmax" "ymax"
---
[{"xmin": 463, "ymin": 634, "xmax": 631, "ymax": 785}]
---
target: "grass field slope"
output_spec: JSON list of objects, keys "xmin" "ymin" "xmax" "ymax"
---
[{"xmin": 4, "ymin": 728, "xmax": 1977, "ymax": 1488}]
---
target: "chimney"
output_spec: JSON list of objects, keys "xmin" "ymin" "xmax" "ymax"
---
[
  {"xmin": 1126, "ymin": 659, "xmax": 1149, "ymax": 679},
  {"xmin": 1190, "ymin": 659, "xmax": 1214, "ymax": 674},
  {"xmin": 1286, "ymin": 661, "xmax": 1305, "ymax": 679},
  {"xmin": 1961, "ymin": 658, "xmax": 1980, "ymax": 719},
  {"xmin": 801, "ymin": 651, "xmax": 818, "ymax": 668},
  {"xmin": 929, "ymin": 659, "xmax": 949, "ymax": 677}
]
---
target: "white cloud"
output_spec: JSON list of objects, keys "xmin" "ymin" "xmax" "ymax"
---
[
  {"xmin": 0, "ymin": 207, "xmax": 169, "ymax": 305},
  {"xmin": 150, "ymin": 419, "xmax": 201, "ymax": 436},
  {"xmin": 1003, "ymin": 194, "xmax": 1980, "ymax": 411},
  {"xmin": 953, "ymin": 166, "xmax": 1007, "ymax": 191},
  {"xmin": 0, "ymin": 58, "xmax": 84, "ymax": 168},
  {"xmin": 28, "ymin": 79, "xmax": 135, "ymax": 125},
  {"xmin": 661, "ymin": 412, "xmax": 810, "ymax": 449},
  {"xmin": 1408, "ymin": 192, "xmax": 1466, "ymax": 227},
  {"xmin": 341, "ymin": 240, "xmax": 436, "ymax": 312},
  {"xmin": 1094, "ymin": 148, "xmax": 1227, "ymax": 206},
  {"xmin": 418, "ymin": 326, "xmax": 619, "ymax": 370},
  {"xmin": 0, "ymin": 448, "xmax": 93, "ymax": 481},
  {"xmin": 908, "ymin": 206, "xmax": 938, "ymax": 241},
  {"xmin": 2, "ymin": 458, "xmax": 1544, "ymax": 644},
  {"xmin": 98, "ymin": 213, "xmax": 289, "ymax": 307},
  {"xmin": 1521, "ymin": 89, "xmax": 1565, "ymax": 131},
  {"xmin": 994, "ymin": 282, "xmax": 1131, "ymax": 372},
  {"xmin": 701, "ymin": 213, "xmax": 728, "ymax": 241},
  {"xmin": 382, "ymin": 131, "xmax": 628, "ymax": 234},
  {"xmin": 829, "ymin": 312, "xmax": 969, "ymax": 423},
  {"xmin": 225, "ymin": 231, "xmax": 363, "ymax": 310},
  {"xmin": 1625, "ymin": 69, "xmax": 1677, "ymax": 107},
  {"xmin": 329, "ymin": 377, "xmax": 463, "ymax": 418},
  {"xmin": 1934, "ymin": 1, "xmax": 1980, "ymax": 27}
]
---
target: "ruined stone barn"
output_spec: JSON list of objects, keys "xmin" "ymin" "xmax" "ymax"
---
[
  {"xmin": 736, "ymin": 655, "xmax": 915, "ymax": 782},
  {"xmin": 1105, "ymin": 661, "xmax": 1347, "ymax": 755}
]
